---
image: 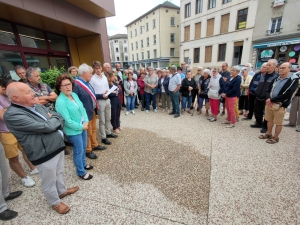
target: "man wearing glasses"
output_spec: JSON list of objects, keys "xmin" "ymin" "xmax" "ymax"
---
[{"xmin": 219, "ymin": 63, "xmax": 231, "ymax": 116}]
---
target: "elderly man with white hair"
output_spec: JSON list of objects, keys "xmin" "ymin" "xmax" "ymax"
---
[{"xmin": 168, "ymin": 65, "xmax": 181, "ymax": 118}]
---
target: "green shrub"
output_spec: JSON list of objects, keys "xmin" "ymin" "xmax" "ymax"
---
[{"xmin": 40, "ymin": 67, "xmax": 65, "ymax": 89}]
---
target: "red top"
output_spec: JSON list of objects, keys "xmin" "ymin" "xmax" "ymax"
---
[{"xmin": 138, "ymin": 77, "xmax": 145, "ymax": 94}]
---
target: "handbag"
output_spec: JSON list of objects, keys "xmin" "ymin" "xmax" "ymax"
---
[
  {"xmin": 152, "ymin": 88, "xmax": 157, "ymax": 93},
  {"xmin": 207, "ymin": 89, "xmax": 219, "ymax": 99}
]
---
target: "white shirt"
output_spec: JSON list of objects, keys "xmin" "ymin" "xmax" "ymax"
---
[
  {"xmin": 90, "ymin": 73, "xmax": 109, "ymax": 94},
  {"xmin": 116, "ymin": 71, "xmax": 123, "ymax": 82},
  {"xmin": 161, "ymin": 78, "xmax": 165, "ymax": 92}
]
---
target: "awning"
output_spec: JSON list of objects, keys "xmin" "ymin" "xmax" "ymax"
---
[{"xmin": 253, "ymin": 38, "xmax": 300, "ymax": 49}]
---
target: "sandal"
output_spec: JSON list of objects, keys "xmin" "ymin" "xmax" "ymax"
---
[
  {"xmin": 84, "ymin": 165, "xmax": 93, "ymax": 170},
  {"xmin": 259, "ymin": 133, "xmax": 272, "ymax": 139},
  {"xmin": 266, "ymin": 137, "xmax": 279, "ymax": 144},
  {"xmin": 79, "ymin": 173, "xmax": 93, "ymax": 180},
  {"xmin": 197, "ymin": 111, "xmax": 202, "ymax": 115}
]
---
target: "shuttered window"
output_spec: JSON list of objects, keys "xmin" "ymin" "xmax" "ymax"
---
[
  {"xmin": 194, "ymin": 48, "xmax": 200, "ymax": 63},
  {"xmin": 205, "ymin": 46, "xmax": 212, "ymax": 62},
  {"xmin": 195, "ymin": 22, "xmax": 202, "ymax": 39},
  {"xmin": 184, "ymin": 26, "xmax": 190, "ymax": 41},
  {"xmin": 218, "ymin": 44, "xmax": 226, "ymax": 61},
  {"xmin": 206, "ymin": 18, "xmax": 214, "ymax": 36},
  {"xmin": 220, "ymin": 14, "xmax": 230, "ymax": 34}
]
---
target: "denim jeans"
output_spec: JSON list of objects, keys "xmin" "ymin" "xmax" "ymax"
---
[
  {"xmin": 169, "ymin": 91, "xmax": 180, "ymax": 114},
  {"xmin": 145, "ymin": 92, "xmax": 157, "ymax": 110},
  {"xmin": 181, "ymin": 95, "xmax": 192, "ymax": 110},
  {"xmin": 198, "ymin": 97, "xmax": 209, "ymax": 108},
  {"xmin": 140, "ymin": 94, "xmax": 146, "ymax": 109},
  {"xmin": 126, "ymin": 95, "xmax": 135, "ymax": 111},
  {"xmin": 68, "ymin": 130, "xmax": 87, "ymax": 177}
]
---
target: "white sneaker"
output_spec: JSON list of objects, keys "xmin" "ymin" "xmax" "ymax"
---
[
  {"xmin": 145, "ymin": 110, "xmax": 149, "ymax": 113},
  {"xmin": 29, "ymin": 168, "xmax": 39, "ymax": 175},
  {"xmin": 125, "ymin": 111, "xmax": 129, "ymax": 115},
  {"xmin": 154, "ymin": 109, "xmax": 157, "ymax": 113},
  {"xmin": 132, "ymin": 110, "xmax": 135, "ymax": 115},
  {"xmin": 21, "ymin": 176, "xmax": 35, "ymax": 187}
]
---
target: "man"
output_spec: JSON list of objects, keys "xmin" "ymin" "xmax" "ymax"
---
[
  {"xmin": 0, "ymin": 141, "xmax": 21, "ymax": 221},
  {"xmin": 177, "ymin": 67, "xmax": 185, "ymax": 80},
  {"xmin": 168, "ymin": 65, "xmax": 181, "ymax": 118},
  {"xmin": 250, "ymin": 59, "xmax": 278, "ymax": 133},
  {"xmin": 0, "ymin": 78, "xmax": 37, "ymax": 187},
  {"xmin": 4, "ymin": 82, "xmax": 79, "ymax": 214},
  {"xmin": 26, "ymin": 67, "xmax": 57, "ymax": 110},
  {"xmin": 260, "ymin": 62, "xmax": 298, "ymax": 143},
  {"xmin": 239, "ymin": 63, "xmax": 255, "ymax": 76},
  {"xmin": 90, "ymin": 62, "xmax": 118, "ymax": 145},
  {"xmin": 219, "ymin": 63, "xmax": 231, "ymax": 116},
  {"xmin": 180, "ymin": 62, "xmax": 187, "ymax": 76},
  {"xmin": 242, "ymin": 63, "xmax": 267, "ymax": 121},
  {"xmin": 73, "ymin": 63, "xmax": 106, "ymax": 160},
  {"xmin": 14, "ymin": 65, "xmax": 26, "ymax": 83}
]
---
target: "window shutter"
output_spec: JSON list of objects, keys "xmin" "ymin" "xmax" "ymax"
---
[
  {"xmin": 195, "ymin": 22, "xmax": 202, "ymax": 39},
  {"xmin": 184, "ymin": 26, "xmax": 190, "ymax": 41},
  {"xmin": 205, "ymin": 46, "xmax": 212, "ymax": 62},
  {"xmin": 220, "ymin": 14, "xmax": 230, "ymax": 34},
  {"xmin": 206, "ymin": 19, "xmax": 214, "ymax": 36}
]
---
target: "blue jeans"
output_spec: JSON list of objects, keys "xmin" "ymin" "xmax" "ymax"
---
[
  {"xmin": 68, "ymin": 130, "xmax": 87, "ymax": 177},
  {"xmin": 145, "ymin": 92, "xmax": 157, "ymax": 110},
  {"xmin": 126, "ymin": 95, "xmax": 135, "ymax": 111},
  {"xmin": 182, "ymin": 96, "xmax": 192, "ymax": 110},
  {"xmin": 170, "ymin": 91, "xmax": 180, "ymax": 114},
  {"xmin": 198, "ymin": 96, "xmax": 209, "ymax": 108}
]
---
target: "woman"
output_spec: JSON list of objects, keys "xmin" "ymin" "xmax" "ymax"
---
[
  {"xmin": 207, "ymin": 68, "xmax": 225, "ymax": 122},
  {"xmin": 138, "ymin": 71, "xmax": 146, "ymax": 111},
  {"xmin": 68, "ymin": 66, "xmax": 79, "ymax": 80},
  {"xmin": 198, "ymin": 69, "xmax": 211, "ymax": 116},
  {"xmin": 143, "ymin": 67, "xmax": 158, "ymax": 113},
  {"xmin": 158, "ymin": 69, "xmax": 170, "ymax": 113},
  {"xmin": 107, "ymin": 71, "xmax": 122, "ymax": 133},
  {"xmin": 221, "ymin": 66, "xmax": 242, "ymax": 128},
  {"xmin": 181, "ymin": 70, "xmax": 197, "ymax": 114},
  {"xmin": 193, "ymin": 67, "xmax": 203, "ymax": 110},
  {"xmin": 124, "ymin": 72, "xmax": 138, "ymax": 115},
  {"xmin": 239, "ymin": 67, "xmax": 253, "ymax": 117},
  {"xmin": 55, "ymin": 73, "xmax": 92, "ymax": 180}
]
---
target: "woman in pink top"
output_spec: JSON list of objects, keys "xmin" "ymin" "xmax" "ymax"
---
[{"xmin": 124, "ymin": 72, "xmax": 138, "ymax": 115}]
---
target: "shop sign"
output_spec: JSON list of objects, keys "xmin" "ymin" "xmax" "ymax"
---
[
  {"xmin": 273, "ymin": 0, "xmax": 285, "ymax": 7},
  {"xmin": 280, "ymin": 46, "xmax": 287, "ymax": 52},
  {"xmin": 260, "ymin": 49, "xmax": 274, "ymax": 61},
  {"xmin": 238, "ymin": 22, "xmax": 246, "ymax": 29},
  {"xmin": 267, "ymin": 39, "xmax": 300, "ymax": 47}
]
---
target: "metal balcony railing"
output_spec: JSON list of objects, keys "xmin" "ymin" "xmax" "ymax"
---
[{"xmin": 266, "ymin": 28, "xmax": 282, "ymax": 35}]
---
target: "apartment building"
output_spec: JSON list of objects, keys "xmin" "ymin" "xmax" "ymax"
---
[
  {"xmin": 125, "ymin": 1, "xmax": 180, "ymax": 70},
  {"xmin": 109, "ymin": 34, "xmax": 129, "ymax": 69},
  {"xmin": 180, "ymin": 0, "xmax": 258, "ymax": 71},
  {"xmin": 251, "ymin": 0, "xmax": 300, "ymax": 69}
]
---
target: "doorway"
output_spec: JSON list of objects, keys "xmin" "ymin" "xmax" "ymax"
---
[{"xmin": 232, "ymin": 41, "xmax": 244, "ymax": 65}]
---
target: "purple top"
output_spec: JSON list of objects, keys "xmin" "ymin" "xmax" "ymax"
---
[{"xmin": 0, "ymin": 95, "xmax": 11, "ymax": 132}]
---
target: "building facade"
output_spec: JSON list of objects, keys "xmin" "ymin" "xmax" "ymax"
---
[
  {"xmin": 125, "ymin": 1, "xmax": 180, "ymax": 70},
  {"xmin": 0, "ymin": 0, "xmax": 115, "ymax": 80},
  {"xmin": 108, "ymin": 34, "xmax": 129, "ymax": 69},
  {"xmin": 251, "ymin": 0, "xmax": 300, "ymax": 69},
  {"xmin": 180, "ymin": 0, "xmax": 258, "ymax": 71}
]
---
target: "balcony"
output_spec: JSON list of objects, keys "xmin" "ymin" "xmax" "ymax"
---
[{"xmin": 266, "ymin": 28, "xmax": 282, "ymax": 35}]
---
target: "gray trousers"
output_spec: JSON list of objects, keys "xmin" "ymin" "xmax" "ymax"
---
[
  {"xmin": 0, "ymin": 144, "xmax": 9, "ymax": 213},
  {"xmin": 161, "ymin": 92, "xmax": 170, "ymax": 110},
  {"xmin": 36, "ymin": 151, "xmax": 66, "ymax": 206},
  {"xmin": 289, "ymin": 96, "xmax": 300, "ymax": 126},
  {"xmin": 97, "ymin": 99, "xmax": 112, "ymax": 139}
]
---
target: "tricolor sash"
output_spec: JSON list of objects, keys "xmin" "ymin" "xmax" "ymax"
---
[{"xmin": 75, "ymin": 79, "xmax": 98, "ymax": 110}]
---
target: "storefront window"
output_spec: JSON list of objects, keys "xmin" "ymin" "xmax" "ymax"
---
[
  {"xmin": 47, "ymin": 33, "xmax": 69, "ymax": 52},
  {"xmin": 0, "ymin": 50, "xmax": 23, "ymax": 80},
  {"xmin": 0, "ymin": 21, "xmax": 17, "ymax": 46},
  {"xmin": 24, "ymin": 54, "xmax": 49, "ymax": 71},
  {"xmin": 17, "ymin": 25, "xmax": 47, "ymax": 49},
  {"xmin": 256, "ymin": 48, "xmax": 276, "ymax": 68},
  {"xmin": 49, "ymin": 57, "xmax": 68, "ymax": 70}
]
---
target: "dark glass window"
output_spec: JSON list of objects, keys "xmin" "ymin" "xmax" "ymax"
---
[
  {"xmin": 47, "ymin": 33, "xmax": 69, "ymax": 52},
  {"xmin": 0, "ymin": 21, "xmax": 17, "ymax": 46},
  {"xmin": 17, "ymin": 25, "xmax": 47, "ymax": 49},
  {"xmin": 0, "ymin": 50, "xmax": 23, "ymax": 79}
]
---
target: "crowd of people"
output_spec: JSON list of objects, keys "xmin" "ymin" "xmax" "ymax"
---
[{"xmin": 0, "ymin": 58, "xmax": 299, "ymax": 220}]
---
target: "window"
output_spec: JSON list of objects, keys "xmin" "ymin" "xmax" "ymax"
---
[
  {"xmin": 177, "ymin": 11, "xmax": 180, "ymax": 14},
  {"xmin": 142, "ymin": 52, "xmax": 144, "ymax": 60},
  {"xmin": 135, "ymin": 29, "xmax": 137, "ymax": 36},
  {"xmin": 116, "ymin": 48, "xmax": 119, "ymax": 52},
  {"xmin": 17, "ymin": 25, "xmax": 47, "ymax": 49},
  {"xmin": 220, "ymin": 14, "xmax": 230, "ymax": 34},
  {"xmin": 205, "ymin": 46, "xmax": 212, "ymax": 62},
  {"xmin": 237, "ymin": 8, "xmax": 248, "ymax": 29},
  {"xmin": 208, "ymin": 0, "xmax": 216, "ymax": 9},
  {"xmin": 153, "ymin": 35, "xmax": 156, "ymax": 44},
  {"xmin": 184, "ymin": 26, "xmax": 190, "ymax": 41},
  {"xmin": 166, "ymin": 10, "xmax": 169, "ymax": 13},
  {"xmin": 0, "ymin": 50, "xmax": 23, "ymax": 79},
  {"xmin": 154, "ymin": 49, "xmax": 157, "ymax": 58},
  {"xmin": 194, "ymin": 48, "xmax": 200, "ymax": 63},
  {"xmin": 147, "ymin": 51, "xmax": 150, "ymax": 59},
  {"xmin": 170, "ymin": 48, "xmax": 175, "ymax": 56},
  {"xmin": 218, "ymin": 44, "xmax": 226, "ymax": 61},
  {"xmin": 141, "ymin": 40, "xmax": 143, "ymax": 48},
  {"xmin": 153, "ymin": 19, "xmax": 156, "ymax": 28},
  {"xmin": 131, "ymin": 43, "xmax": 133, "ymax": 50},
  {"xmin": 185, "ymin": 3, "xmax": 191, "ymax": 18},
  {"xmin": 47, "ymin": 33, "xmax": 69, "ymax": 52},
  {"xmin": 170, "ymin": 33, "xmax": 175, "ymax": 43},
  {"xmin": 136, "ymin": 41, "xmax": 138, "ymax": 49},
  {"xmin": 196, "ymin": 0, "xmax": 203, "ymax": 14},
  {"xmin": 124, "ymin": 47, "xmax": 127, "ymax": 52},
  {"xmin": 171, "ymin": 17, "xmax": 175, "ymax": 26},
  {"xmin": 130, "ymin": 31, "xmax": 132, "ymax": 38},
  {"xmin": 146, "ymin": 23, "xmax": 149, "ymax": 31},
  {"xmin": 223, "ymin": 0, "xmax": 231, "ymax": 3},
  {"xmin": 147, "ymin": 37, "xmax": 149, "ymax": 46},
  {"xmin": 0, "ymin": 21, "xmax": 16, "ymax": 46},
  {"xmin": 114, "ymin": 40, "xmax": 118, "ymax": 43},
  {"xmin": 124, "ymin": 40, "xmax": 126, "ymax": 43},
  {"xmin": 125, "ymin": 56, "xmax": 128, "ymax": 61},
  {"xmin": 140, "ymin": 26, "xmax": 143, "ymax": 34},
  {"xmin": 269, "ymin": 17, "xmax": 282, "ymax": 34},
  {"xmin": 195, "ymin": 22, "xmax": 201, "ymax": 39},
  {"xmin": 132, "ymin": 54, "xmax": 134, "ymax": 61},
  {"xmin": 136, "ymin": 53, "xmax": 139, "ymax": 61},
  {"xmin": 206, "ymin": 18, "xmax": 215, "ymax": 36},
  {"xmin": 117, "ymin": 56, "xmax": 120, "ymax": 61}
]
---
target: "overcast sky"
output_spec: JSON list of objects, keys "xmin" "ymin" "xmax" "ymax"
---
[{"xmin": 106, "ymin": 0, "xmax": 180, "ymax": 36}]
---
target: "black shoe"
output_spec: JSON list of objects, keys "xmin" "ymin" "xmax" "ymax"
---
[
  {"xmin": 0, "ymin": 209, "xmax": 18, "ymax": 221},
  {"xmin": 79, "ymin": 174, "xmax": 93, "ymax": 180},
  {"xmin": 4, "ymin": 191, "xmax": 22, "ymax": 201},
  {"xmin": 102, "ymin": 138, "xmax": 112, "ymax": 145},
  {"xmin": 260, "ymin": 128, "xmax": 267, "ymax": 133},
  {"xmin": 84, "ymin": 165, "xmax": 94, "ymax": 170},
  {"xmin": 242, "ymin": 118, "xmax": 251, "ymax": 121},
  {"xmin": 86, "ymin": 152, "xmax": 98, "ymax": 159},
  {"xmin": 169, "ymin": 111, "xmax": 175, "ymax": 115},
  {"xmin": 250, "ymin": 123, "xmax": 262, "ymax": 128},
  {"xmin": 221, "ymin": 111, "xmax": 225, "ymax": 116},
  {"xmin": 135, "ymin": 106, "xmax": 138, "ymax": 109},
  {"xmin": 64, "ymin": 149, "xmax": 70, "ymax": 155},
  {"xmin": 107, "ymin": 133, "xmax": 118, "ymax": 138},
  {"xmin": 93, "ymin": 145, "xmax": 106, "ymax": 151},
  {"xmin": 174, "ymin": 114, "xmax": 180, "ymax": 118},
  {"xmin": 190, "ymin": 106, "xmax": 194, "ymax": 110}
]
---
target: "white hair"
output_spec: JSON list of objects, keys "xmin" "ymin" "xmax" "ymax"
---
[
  {"xmin": 78, "ymin": 63, "xmax": 92, "ymax": 76},
  {"xmin": 103, "ymin": 63, "xmax": 111, "ymax": 68},
  {"xmin": 268, "ymin": 59, "xmax": 278, "ymax": 66},
  {"xmin": 245, "ymin": 63, "xmax": 253, "ymax": 68},
  {"xmin": 203, "ymin": 69, "xmax": 211, "ymax": 74},
  {"xmin": 197, "ymin": 66, "xmax": 203, "ymax": 70},
  {"xmin": 170, "ymin": 65, "xmax": 177, "ymax": 72},
  {"xmin": 232, "ymin": 65, "xmax": 241, "ymax": 72}
]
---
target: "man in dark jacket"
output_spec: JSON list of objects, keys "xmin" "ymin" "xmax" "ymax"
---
[
  {"xmin": 4, "ymin": 82, "xmax": 78, "ymax": 214},
  {"xmin": 259, "ymin": 62, "xmax": 299, "ymax": 143},
  {"xmin": 219, "ymin": 62, "xmax": 231, "ymax": 116},
  {"xmin": 250, "ymin": 59, "xmax": 278, "ymax": 133}
]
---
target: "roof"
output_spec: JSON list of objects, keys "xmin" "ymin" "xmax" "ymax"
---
[
  {"xmin": 108, "ymin": 34, "xmax": 128, "ymax": 40},
  {"xmin": 125, "ymin": 1, "xmax": 180, "ymax": 27}
]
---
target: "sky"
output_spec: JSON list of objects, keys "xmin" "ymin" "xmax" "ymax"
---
[{"xmin": 106, "ymin": 0, "xmax": 180, "ymax": 36}]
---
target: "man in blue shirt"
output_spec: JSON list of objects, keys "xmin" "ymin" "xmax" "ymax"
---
[{"xmin": 169, "ymin": 65, "xmax": 182, "ymax": 118}]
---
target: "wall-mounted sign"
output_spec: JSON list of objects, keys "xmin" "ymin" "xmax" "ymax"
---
[
  {"xmin": 260, "ymin": 49, "xmax": 274, "ymax": 61},
  {"xmin": 273, "ymin": 0, "xmax": 285, "ymax": 7},
  {"xmin": 289, "ymin": 59, "xmax": 296, "ymax": 63},
  {"xmin": 289, "ymin": 51, "xmax": 296, "ymax": 57},
  {"xmin": 294, "ymin": 45, "xmax": 300, "ymax": 51},
  {"xmin": 280, "ymin": 46, "xmax": 287, "ymax": 52},
  {"xmin": 238, "ymin": 22, "xmax": 246, "ymax": 29}
]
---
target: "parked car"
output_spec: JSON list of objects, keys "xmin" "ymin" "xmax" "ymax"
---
[{"xmin": 291, "ymin": 63, "xmax": 300, "ymax": 73}]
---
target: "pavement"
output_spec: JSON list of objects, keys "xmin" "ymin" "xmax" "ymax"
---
[{"xmin": 2, "ymin": 107, "xmax": 299, "ymax": 224}]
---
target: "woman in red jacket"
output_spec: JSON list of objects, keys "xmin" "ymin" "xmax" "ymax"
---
[{"xmin": 137, "ymin": 72, "xmax": 146, "ymax": 111}]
